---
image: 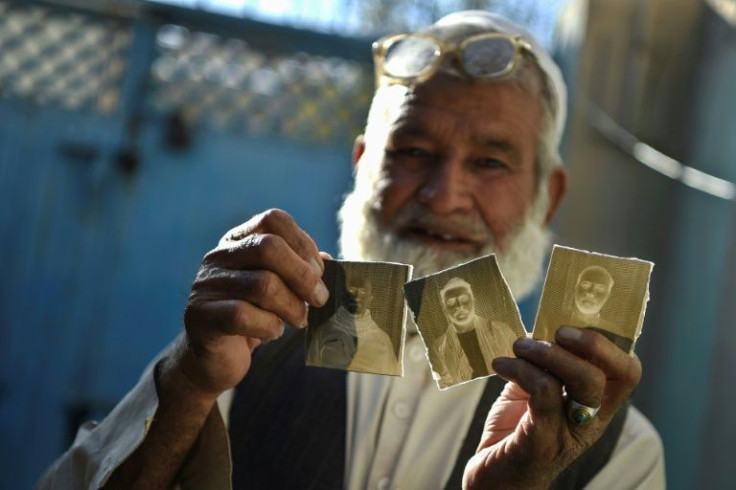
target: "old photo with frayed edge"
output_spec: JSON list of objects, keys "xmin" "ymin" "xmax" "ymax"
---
[
  {"xmin": 305, "ymin": 259, "xmax": 413, "ymax": 376},
  {"xmin": 403, "ymin": 254, "xmax": 526, "ymax": 390},
  {"xmin": 531, "ymin": 245, "xmax": 654, "ymax": 354}
]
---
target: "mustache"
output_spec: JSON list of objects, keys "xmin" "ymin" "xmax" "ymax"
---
[
  {"xmin": 387, "ymin": 200, "xmax": 492, "ymax": 240},
  {"xmin": 338, "ymin": 167, "xmax": 552, "ymax": 300}
]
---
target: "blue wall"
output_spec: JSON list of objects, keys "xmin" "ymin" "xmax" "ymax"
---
[
  {"xmin": 0, "ymin": 2, "xmax": 365, "ymax": 487},
  {"xmin": 0, "ymin": 100, "xmax": 355, "ymax": 488}
]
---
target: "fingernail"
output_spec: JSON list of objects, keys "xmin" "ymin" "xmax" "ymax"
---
[
  {"xmin": 313, "ymin": 281, "xmax": 329, "ymax": 306},
  {"xmin": 299, "ymin": 303, "xmax": 309, "ymax": 328},
  {"xmin": 310, "ymin": 258, "xmax": 323, "ymax": 276},
  {"xmin": 557, "ymin": 326, "xmax": 582, "ymax": 341}
]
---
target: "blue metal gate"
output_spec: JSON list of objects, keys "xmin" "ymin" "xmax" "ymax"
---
[{"xmin": 0, "ymin": 1, "xmax": 373, "ymax": 487}]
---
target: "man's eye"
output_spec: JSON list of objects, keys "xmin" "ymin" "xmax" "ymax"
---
[
  {"xmin": 388, "ymin": 147, "xmax": 432, "ymax": 159},
  {"xmin": 473, "ymin": 158, "xmax": 507, "ymax": 170}
]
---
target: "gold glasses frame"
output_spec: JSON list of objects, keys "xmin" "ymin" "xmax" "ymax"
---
[{"xmin": 372, "ymin": 32, "xmax": 533, "ymax": 86}]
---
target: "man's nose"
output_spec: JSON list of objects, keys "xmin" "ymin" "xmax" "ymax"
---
[{"xmin": 416, "ymin": 157, "xmax": 474, "ymax": 215}]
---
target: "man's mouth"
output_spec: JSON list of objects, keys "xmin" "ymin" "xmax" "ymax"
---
[{"xmin": 402, "ymin": 226, "xmax": 481, "ymax": 251}]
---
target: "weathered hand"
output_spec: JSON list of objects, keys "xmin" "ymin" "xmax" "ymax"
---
[
  {"xmin": 174, "ymin": 209, "xmax": 329, "ymax": 399},
  {"xmin": 99, "ymin": 209, "xmax": 330, "ymax": 489},
  {"xmin": 463, "ymin": 326, "xmax": 642, "ymax": 489}
]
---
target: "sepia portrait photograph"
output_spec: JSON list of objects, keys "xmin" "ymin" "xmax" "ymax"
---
[
  {"xmin": 403, "ymin": 254, "xmax": 526, "ymax": 390},
  {"xmin": 532, "ymin": 245, "xmax": 654, "ymax": 353},
  {"xmin": 306, "ymin": 260, "xmax": 412, "ymax": 375}
]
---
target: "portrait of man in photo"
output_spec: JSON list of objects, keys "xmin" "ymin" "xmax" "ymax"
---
[
  {"xmin": 435, "ymin": 277, "xmax": 519, "ymax": 386},
  {"xmin": 405, "ymin": 255, "xmax": 525, "ymax": 389},
  {"xmin": 343, "ymin": 276, "xmax": 399, "ymax": 373},
  {"xmin": 572, "ymin": 266, "xmax": 615, "ymax": 327},
  {"xmin": 533, "ymin": 245, "xmax": 653, "ymax": 354},
  {"xmin": 306, "ymin": 260, "xmax": 409, "ymax": 375}
]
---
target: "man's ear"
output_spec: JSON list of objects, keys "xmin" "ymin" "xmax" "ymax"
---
[
  {"xmin": 352, "ymin": 134, "xmax": 366, "ymax": 169},
  {"xmin": 543, "ymin": 166, "xmax": 568, "ymax": 225}
]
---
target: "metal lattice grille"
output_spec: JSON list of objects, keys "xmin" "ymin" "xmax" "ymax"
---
[
  {"xmin": 150, "ymin": 25, "xmax": 373, "ymax": 144},
  {"xmin": 0, "ymin": 1, "xmax": 131, "ymax": 113}
]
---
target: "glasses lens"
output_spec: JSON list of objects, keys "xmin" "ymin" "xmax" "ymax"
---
[
  {"xmin": 462, "ymin": 37, "xmax": 515, "ymax": 78},
  {"xmin": 383, "ymin": 36, "xmax": 439, "ymax": 79}
]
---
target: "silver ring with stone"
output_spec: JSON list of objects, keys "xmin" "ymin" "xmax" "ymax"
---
[{"xmin": 566, "ymin": 398, "xmax": 600, "ymax": 426}]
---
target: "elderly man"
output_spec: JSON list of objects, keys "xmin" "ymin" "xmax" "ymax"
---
[
  {"xmin": 432, "ymin": 277, "xmax": 519, "ymax": 388},
  {"xmin": 38, "ymin": 10, "xmax": 664, "ymax": 490}
]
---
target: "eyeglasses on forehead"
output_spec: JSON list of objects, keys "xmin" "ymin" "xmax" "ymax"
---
[{"xmin": 372, "ymin": 32, "xmax": 533, "ymax": 86}]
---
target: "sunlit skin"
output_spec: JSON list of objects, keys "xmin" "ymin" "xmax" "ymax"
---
[{"xmin": 355, "ymin": 73, "xmax": 554, "ymax": 254}]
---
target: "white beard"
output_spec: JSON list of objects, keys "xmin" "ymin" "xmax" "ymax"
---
[{"xmin": 337, "ymin": 165, "xmax": 552, "ymax": 301}]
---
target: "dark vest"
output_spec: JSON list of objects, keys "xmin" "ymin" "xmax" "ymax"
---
[{"xmin": 229, "ymin": 329, "xmax": 627, "ymax": 489}]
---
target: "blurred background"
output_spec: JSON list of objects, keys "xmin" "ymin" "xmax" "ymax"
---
[{"xmin": 0, "ymin": 0, "xmax": 734, "ymax": 488}]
